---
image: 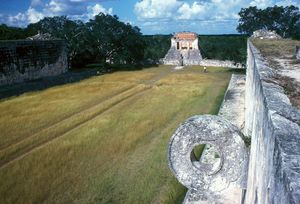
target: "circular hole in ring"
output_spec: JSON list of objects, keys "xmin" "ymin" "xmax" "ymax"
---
[{"xmin": 190, "ymin": 143, "xmax": 223, "ymax": 175}]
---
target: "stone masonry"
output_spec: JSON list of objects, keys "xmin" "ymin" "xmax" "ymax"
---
[
  {"xmin": 168, "ymin": 75, "xmax": 248, "ymax": 204},
  {"xmin": 168, "ymin": 39, "xmax": 300, "ymax": 203},
  {"xmin": 0, "ymin": 40, "xmax": 68, "ymax": 86},
  {"xmin": 163, "ymin": 32, "xmax": 202, "ymax": 66}
]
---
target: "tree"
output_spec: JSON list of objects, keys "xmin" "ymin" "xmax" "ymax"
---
[
  {"xmin": 237, "ymin": 5, "xmax": 300, "ymax": 39},
  {"xmin": 1, "ymin": 13, "xmax": 146, "ymax": 68},
  {"xmin": 86, "ymin": 13, "xmax": 145, "ymax": 66},
  {"xmin": 26, "ymin": 16, "xmax": 88, "ymax": 67},
  {"xmin": 0, "ymin": 24, "xmax": 26, "ymax": 40},
  {"xmin": 143, "ymin": 35, "xmax": 172, "ymax": 62}
]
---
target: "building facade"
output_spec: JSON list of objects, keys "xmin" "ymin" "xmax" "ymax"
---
[{"xmin": 163, "ymin": 32, "xmax": 202, "ymax": 66}]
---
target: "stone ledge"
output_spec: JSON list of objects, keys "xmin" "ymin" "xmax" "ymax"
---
[
  {"xmin": 168, "ymin": 73, "xmax": 248, "ymax": 204},
  {"xmin": 245, "ymin": 41, "xmax": 300, "ymax": 203}
]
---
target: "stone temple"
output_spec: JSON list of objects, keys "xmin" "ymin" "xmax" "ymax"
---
[{"xmin": 163, "ymin": 32, "xmax": 202, "ymax": 66}]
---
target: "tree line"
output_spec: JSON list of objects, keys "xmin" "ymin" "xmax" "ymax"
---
[
  {"xmin": 0, "ymin": 14, "xmax": 145, "ymax": 69},
  {"xmin": 237, "ymin": 5, "xmax": 300, "ymax": 39},
  {"xmin": 0, "ymin": 5, "xmax": 299, "ymax": 69}
]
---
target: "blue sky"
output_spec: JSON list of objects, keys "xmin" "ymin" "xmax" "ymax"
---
[{"xmin": 0, "ymin": 0, "xmax": 299, "ymax": 34}]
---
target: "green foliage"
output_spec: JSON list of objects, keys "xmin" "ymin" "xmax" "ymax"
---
[
  {"xmin": 143, "ymin": 35, "xmax": 172, "ymax": 62},
  {"xmin": 26, "ymin": 16, "xmax": 89, "ymax": 68},
  {"xmin": 237, "ymin": 5, "xmax": 300, "ymax": 39},
  {"xmin": 0, "ymin": 14, "xmax": 248, "ymax": 67},
  {"xmin": 0, "ymin": 24, "xmax": 27, "ymax": 40},
  {"xmin": 199, "ymin": 35, "xmax": 248, "ymax": 64},
  {"xmin": 86, "ymin": 13, "xmax": 145, "ymax": 66},
  {"xmin": 142, "ymin": 35, "xmax": 247, "ymax": 64},
  {"xmin": 0, "ymin": 14, "xmax": 145, "ymax": 69}
]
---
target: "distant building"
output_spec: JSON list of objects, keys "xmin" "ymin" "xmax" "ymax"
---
[
  {"xmin": 163, "ymin": 32, "xmax": 202, "ymax": 66},
  {"xmin": 251, "ymin": 29, "xmax": 282, "ymax": 39}
]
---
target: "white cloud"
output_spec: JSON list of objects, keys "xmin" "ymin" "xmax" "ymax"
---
[
  {"xmin": 27, "ymin": 7, "xmax": 44, "ymax": 23},
  {"xmin": 87, "ymin": 3, "xmax": 113, "ymax": 18},
  {"xmin": 45, "ymin": 0, "xmax": 66, "ymax": 14},
  {"xmin": 6, "ymin": 7, "xmax": 43, "ymax": 26},
  {"xmin": 177, "ymin": 2, "xmax": 207, "ymax": 20},
  {"xmin": 250, "ymin": 0, "xmax": 273, "ymax": 8},
  {"xmin": 2, "ymin": 1, "xmax": 113, "ymax": 27},
  {"xmin": 276, "ymin": 0, "xmax": 300, "ymax": 8},
  {"xmin": 7, "ymin": 12, "xmax": 27, "ymax": 27},
  {"xmin": 134, "ymin": 0, "xmax": 300, "ymax": 34},
  {"xmin": 134, "ymin": 0, "xmax": 245, "ymax": 21},
  {"xmin": 31, "ymin": 0, "xmax": 43, "ymax": 7},
  {"xmin": 69, "ymin": 0, "xmax": 88, "ymax": 2},
  {"xmin": 134, "ymin": 0, "xmax": 181, "ymax": 19}
]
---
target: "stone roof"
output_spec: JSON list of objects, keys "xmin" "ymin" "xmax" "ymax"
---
[
  {"xmin": 27, "ymin": 32, "xmax": 54, "ymax": 40},
  {"xmin": 251, "ymin": 29, "xmax": 282, "ymax": 39},
  {"xmin": 175, "ymin": 32, "xmax": 197, "ymax": 40}
]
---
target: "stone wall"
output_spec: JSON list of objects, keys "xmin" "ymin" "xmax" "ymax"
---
[
  {"xmin": 245, "ymin": 41, "xmax": 300, "ymax": 203},
  {"xmin": 199, "ymin": 59, "xmax": 244, "ymax": 68},
  {"xmin": 168, "ymin": 39, "xmax": 300, "ymax": 204},
  {"xmin": 163, "ymin": 47, "xmax": 183, "ymax": 65},
  {"xmin": 168, "ymin": 74, "xmax": 248, "ymax": 204},
  {"xmin": 0, "ymin": 40, "xmax": 68, "ymax": 86},
  {"xmin": 296, "ymin": 46, "xmax": 300, "ymax": 59}
]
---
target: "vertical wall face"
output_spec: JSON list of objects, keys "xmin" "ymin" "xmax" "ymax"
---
[
  {"xmin": 245, "ymin": 41, "xmax": 300, "ymax": 204},
  {"xmin": 296, "ymin": 46, "xmax": 300, "ymax": 59},
  {"xmin": 192, "ymin": 38, "xmax": 199, "ymax": 50},
  {"xmin": 0, "ymin": 40, "xmax": 68, "ymax": 86}
]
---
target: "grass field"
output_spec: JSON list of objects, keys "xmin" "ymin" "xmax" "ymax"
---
[{"xmin": 0, "ymin": 65, "xmax": 232, "ymax": 204}]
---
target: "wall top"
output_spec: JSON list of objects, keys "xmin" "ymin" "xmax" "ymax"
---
[{"xmin": 174, "ymin": 32, "xmax": 198, "ymax": 40}]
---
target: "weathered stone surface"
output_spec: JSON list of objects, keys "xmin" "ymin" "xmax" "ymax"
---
[
  {"xmin": 251, "ymin": 29, "xmax": 282, "ymax": 39},
  {"xmin": 296, "ymin": 46, "xmax": 300, "ymax": 59},
  {"xmin": 0, "ymin": 40, "xmax": 68, "ymax": 86},
  {"xmin": 199, "ymin": 60, "xmax": 244, "ymax": 69},
  {"xmin": 27, "ymin": 32, "xmax": 54, "ymax": 40},
  {"xmin": 168, "ymin": 38, "xmax": 300, "ymax": 204},
  {"xmin": 168, "ymin": 115, "xmax": 248, "ymax": 204},
  {"xmin": 181, "ymin": 49, "xmax": 202, "ymax": 65},
  {"xmin": 245, "ymin": 41, "xmax": 300, "ymax": 204},
  {"xmin": 163, "ymin": 47, "xmax": 183, "ymax": 65},
  {"xmin": 218, "ymin": 74, "xmax": 246, "ymax": 131},
  {"xmin": 163, "ymin": 32, "xmax": 202, "ymax": 66}
]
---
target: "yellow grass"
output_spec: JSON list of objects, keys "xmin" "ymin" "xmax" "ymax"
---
[
  {"xmin": 0, "ymin": 65, "xmax": 232, "ymax": 203},
  {"xmin": 251, "ymin": 38, "xmax": 300, "ymax": 57}
]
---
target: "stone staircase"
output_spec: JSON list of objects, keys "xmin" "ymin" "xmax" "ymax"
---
[
  {"xmin": 163, "ymin": 47, "xmax": 183, "ymax": 65},
  {"xmin": 163, "ymin": 48, "xmax": 202, "ymax": 66},
  {"xmin": 183, "ymin": 50, "xmax": 202, "ymax": 65}
]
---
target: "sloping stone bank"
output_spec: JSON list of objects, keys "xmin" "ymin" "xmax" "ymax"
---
[{"xmin": 245, "ymin": 41, "xmax": 300, "ymax": 203}]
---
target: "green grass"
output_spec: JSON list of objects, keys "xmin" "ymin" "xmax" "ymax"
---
[
  {"xmin": 252, "ymin": 38, "xmax": 300, "ymax": 58},
  {"xmin": 0, "ymin": 65, "xmax": 232, "ymax": 204}
]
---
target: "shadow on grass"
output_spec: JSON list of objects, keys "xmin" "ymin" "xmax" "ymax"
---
[
  {"xmin": 0, "ymin": 69, "xmax": 97, "ymax": 100},
  {"xmin": 226, "ymin": 68, "xmax": 247, "ymax": 75},
  {"xmin": 0, "ymin": 64, "xmax": 160, "ymax": 100},
  {"xmin": 86, "ymin": 63, "xmax": 159, "ymax": 72}
]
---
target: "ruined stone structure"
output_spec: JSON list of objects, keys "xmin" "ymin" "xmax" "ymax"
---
[
  {"xmin": 252, "ymin": 29, "xmax": 282, "ymax": 39},
  {"xmin": 245, "ymin": 41, "xmax": 300, "ymax": 204},
  {"xmin": 27, "ymin": 32, "xmax": 54, "ymax": 40},
  {"xmin": 168, "ymin": 40, "xmax": 300, "ymax": 203},
  {"xmin": 199, "ymin": 59, "xmax": 244, "ymax": 68},
  {"xmin": 163, "ymin": 32, "xmax": 202, "ymax": 65},
  {"xmin": 0, "ymin": 40, "xmax": 68, "ymax": 86}
]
